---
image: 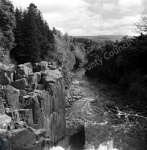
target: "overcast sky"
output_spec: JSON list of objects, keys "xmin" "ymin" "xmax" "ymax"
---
[{"xmin": 11, "ymin": 0, "xmax": 146, "ymax": 36}]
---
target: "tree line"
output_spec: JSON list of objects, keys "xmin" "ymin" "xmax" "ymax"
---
[
  {"xmin": 0, "ymin": 0, "xmax": 85, "ymax": 68},
  {"xmin": 11, "ymin": 3, "xmax": 55, "ymax": 63}
]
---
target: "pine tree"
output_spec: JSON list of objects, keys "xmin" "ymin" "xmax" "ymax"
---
[
  {"xmin": 10, "ymin": 8, "xmax": 24, "ymax": 62},
  {"xmin": 41, "ymin": 21, "xmax": 55, "ymax": 60},
  {"xmin": 11, "ymin": 3, "xmax": 56, "ymax": 64},
  {"xmin": 35, "ymin": 11, "xmax": 55, "ymax": 60},
  {"xmin": 20, "ymin": 3, "xmax": 41, "ymax": 63}
]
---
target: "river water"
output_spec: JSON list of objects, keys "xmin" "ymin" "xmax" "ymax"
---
[{"xmin": 58, "ymin": 69, "xmax": 147, "ymax": 150}]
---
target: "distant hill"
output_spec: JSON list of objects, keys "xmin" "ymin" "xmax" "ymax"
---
[{"xmin": 74, "ymin": 35, "xmax": 133, "ymax": 42}]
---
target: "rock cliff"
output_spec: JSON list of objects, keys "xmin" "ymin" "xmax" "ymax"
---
[{"xmin": 0, "ymin": 61, "xmax": 67, "ymax": 150}]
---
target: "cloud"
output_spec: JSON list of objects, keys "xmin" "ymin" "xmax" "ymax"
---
[
  {"xmin": 12, "ymin": 0, "xmax": 88, "ymax": 12},
  {"xmin": 11, "ymin": 0, "xmax": 144, "ymax": 36},
  {"xmin": 118, "ymin": 0, "xmax": 142, "ymax": 8},
  {"xmin": 102, "ymin": 3, "xmax": 116, "ymax": 12},
  {"xmin": 142, "ymin": 0, "xmax": 147, "ymax": 9}
]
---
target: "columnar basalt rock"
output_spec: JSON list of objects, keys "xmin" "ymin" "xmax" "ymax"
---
[{"xmin": 0, "ymin": 61, "xmax": 66, "ymax": 150}]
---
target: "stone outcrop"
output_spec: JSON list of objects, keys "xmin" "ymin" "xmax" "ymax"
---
[{"xmin": 0, "ymin": 61, "xmax": 66, "ymax": 150}]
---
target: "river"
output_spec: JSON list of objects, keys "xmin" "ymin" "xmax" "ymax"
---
[{"xmin": 57, "ymin": 69, "xmax": 147, "ymax": 150}]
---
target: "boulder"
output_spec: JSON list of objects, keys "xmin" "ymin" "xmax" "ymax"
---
[
  {"xmin": 0, "ymin": 63, "xmax": 14, "ymax": 70},
  {"xmin": 18, "ymin": 109, "xmax": 33, "ymax": 127},
  {"xmin": 48, "ymin": 62, "xmax": 57, "ymax": 70},
  {"xmin": 13, "ymin": 121, "xmax": 27, "ymax": 129},
  {"xmin": 37, "ymin": 84, "xmax": 45, "ymax": 90},
  {"xmin": 28, "ymin": 72, "xmax": 41, "ymax": 84},
  {"xmin": 25, "ymin": 83, "xmax": 38, "ymax": 91},
  {"xmin": 0, "ymin": 71, "xmax": 11, "ymax": 86},
  {"xmin": 0, "ymin": 61, "xmax": 67, "ymax": 147},
  {"xmin": 13, "ymin": 110, "xmax": 21, "ymax": 122},
  {"xmin": 33, "ymin": 61, "xmax": 49, "ymax": 72},
  {"xmin": 24, "ymin": 63, "xmax": 32, "ymax": 70},
  {"xmin": 4, "ymin": 109, "xmax": 20, "ymax": 124},
  {"xmin": 11, "ymin": 78, "xmax": 28, "ymax": 90},
  {"xmin": 32, "ymin": 90, "xmax": 53, "ymax": 130},
  {"xmin": 35, "ymin": 128, "xmax": 46, "ymax": 138},
  {"xmin": 20, "ymin": 90, "xmax": 27, "ymax": 96},
  {"xmin": 42, "ymin": 69, "xmax": 62, "ymax": 89},
  {"xmin": 15, "ymin": 63, "xmax": 32, "ymax": 76},
  {"xmin": 14, "ymin": 73, "xmax": 25, "ymax": 80},
  {"xmin": 5, "ymin": 69, "xmax": 14, "ymax": 82},
  {"xmin": 0, "ymin": 85, "xmax": 20, "ymax": 109},
  {"xmin": 0, "ymin": 114, "xmax": 12, "ymax": 129},
  {"xmin": 20, "ymin": 94, "xmax": 42, "ymax": 128},
  {"xmin": 10, "ymin": 128, "xmax": 36, "ymax": 150}
]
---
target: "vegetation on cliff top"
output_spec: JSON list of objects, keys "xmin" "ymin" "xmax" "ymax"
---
[{"xmin": 0, "ymin": 0, "xmax": 85, "ymax": 70}]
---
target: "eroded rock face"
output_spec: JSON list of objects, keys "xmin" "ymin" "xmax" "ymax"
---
[{"xmin": 0, "ymin": 61, "xmax": 66, "ymax": 150}]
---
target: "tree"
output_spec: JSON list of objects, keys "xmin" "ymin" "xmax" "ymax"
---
[
  {"xmin": 11, "ymin": 3, "xmax": 55, "ymax": 63},
  {"xmin": 0, "ymin": 0, "xmax": 16, "ymax": 52},
  {"xmin": 135, "ymin": 10, "xmax": 147, "ymax": 34},
  {"xmin": 10, "ymin": 8, "xmax": 24, "ymax": 62},
  {"xmin": 36, "ymin": 13, "xmax": 55, "ymax": 60},
  {"xmin": 20, "ymin": 3, "xmax": 41, "ymax": 63}
]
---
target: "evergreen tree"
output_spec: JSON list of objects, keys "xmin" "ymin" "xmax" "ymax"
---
[
  {"xmin": 11, "ymin": 3, "xmax": 55, "ymax": 63},
  {"xmin": 20, "ymin": 3, "xmax": 41, "ymax": 63},
  {"xmin": 36, "ymin": 12, "xmax": 55, "ymax": 60},
  {"xmin": 10, "ymin": 8, "xmax": 24, "ymax": 62}
]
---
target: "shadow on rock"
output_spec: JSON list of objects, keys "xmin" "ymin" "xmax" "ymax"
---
[{"xmin": 69, "ymin": 125, "xmax": 85, "ymax": 150}]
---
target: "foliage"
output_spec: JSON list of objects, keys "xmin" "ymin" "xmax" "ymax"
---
[
  {"xmin": 0, "ymin": 0, "xmax": 16, "ymax": 52},
  {"xmin": 0, "ymin": 1, "xmax": 85, "ymax": 68},
  {"xmin": 76, "ymin": 35, "xmax": 147, "ymax": 110},
  {"xmin": 46, "ymin": 30, "xmax": 86, "ymax": 71},
  {"xmin": 135, "ymin": 10, "xmax": 147, "ymax": 34},
  {"xmin": 11, "ymin": 4, "xmax": 55, "ymax": 63},
  {"xmin": 53, "ymin": 30, "xmax": 76, "ymax": 70},
  {"xmin": 0, "ymin": 0, "xmax": 15, "ymax": 63}
]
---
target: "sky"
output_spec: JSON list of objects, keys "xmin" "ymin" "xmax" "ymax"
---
[{"xmin": 11, "ymin": 0, "xmax": 146, "ymax": 36}]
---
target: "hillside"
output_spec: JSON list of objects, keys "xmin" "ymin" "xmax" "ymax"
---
[{"xmin": 74, "ymin": 35, "xmax": 133, "ymax": 42}]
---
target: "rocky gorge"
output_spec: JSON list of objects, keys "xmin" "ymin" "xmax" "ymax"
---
[
  {"xmin": 0, "ymin": 61, "xmax": 69, "ymax": 150},
  {"xmin": 0, "ymin": 63, "xmax": 147, "ymax": 150}
]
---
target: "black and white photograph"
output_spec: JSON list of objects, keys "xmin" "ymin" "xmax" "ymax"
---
[{"xmin": 0, "ymin": 0, "xmax": 147, "ymax": 149}]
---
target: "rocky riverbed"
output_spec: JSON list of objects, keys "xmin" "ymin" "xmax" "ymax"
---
[{"xmin": 57, "ymin": 68, "xmax": 147, "ymax": 150}]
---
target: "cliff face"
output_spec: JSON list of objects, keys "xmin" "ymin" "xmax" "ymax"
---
[{"xmin": 0, "ymin": 61, "xmax": 66, "ymax": 150}]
